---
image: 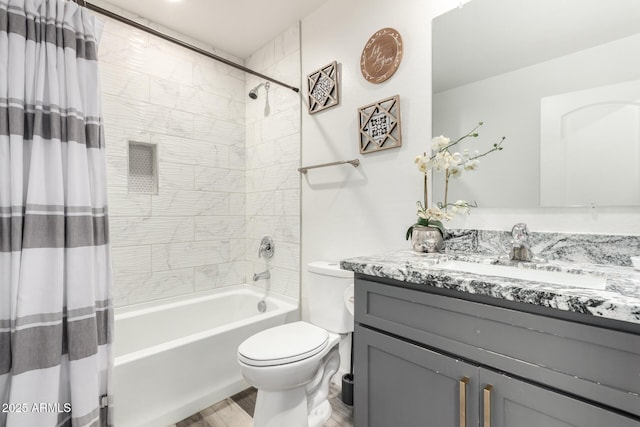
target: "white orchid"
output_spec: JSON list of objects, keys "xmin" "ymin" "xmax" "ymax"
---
[
  {"xmin": 449, "ymin": 164, "xmax": 463, "ymax": 177},
  {"xmin": 417, "ymin": 205, "xmax": 453, "ymax": 222},
  {"xmin": 450, "ymin": 200, "xmax": 472, "ymax": 215},
  {"xmin": 408, "ymin": 122, "xmax": 506, "ymax": 243},
  {"xmin": 464, "ymin": 159, "xmax": 480, "ymax": 171},
  {"xmin": 431, "ymin": 135, "xmax": 450, "ymax": 150}
]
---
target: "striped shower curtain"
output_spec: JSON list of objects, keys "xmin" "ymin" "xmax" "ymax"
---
[{"xmin": 0, "ymin": 0, "xmax": 113, "ymax": 426}]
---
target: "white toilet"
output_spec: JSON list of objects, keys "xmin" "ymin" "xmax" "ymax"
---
[{"xmin": 237, "ymin": 261, "xmax": 354, "ymax": 427}]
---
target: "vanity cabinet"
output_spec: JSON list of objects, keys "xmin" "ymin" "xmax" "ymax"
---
[
  {"xmin": 355, "ymin": 324, "xmax": 479, "ymax": 427},
  {"xmin": 354, "ymin": 277, "xmax": 640, "ymax": 427}
]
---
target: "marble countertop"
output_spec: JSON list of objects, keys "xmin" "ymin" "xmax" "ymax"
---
[{"xmin": 340, "ymin": 250, "xmax": 640, "ymax": 326}]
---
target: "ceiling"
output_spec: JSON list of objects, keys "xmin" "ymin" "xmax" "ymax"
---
[{"xmin": 98, "ymin": 0, "xmax": 329, "ymax": 59}]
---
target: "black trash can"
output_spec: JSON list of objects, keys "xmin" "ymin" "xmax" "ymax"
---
[{"xmin": 341, "ymin": 373, "xmax": 354, "ymax": 406}]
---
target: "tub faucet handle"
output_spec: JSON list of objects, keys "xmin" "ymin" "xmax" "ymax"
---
[{"xmin": 258, "ymin": 236, "xmax": 274, "ymax": 259}]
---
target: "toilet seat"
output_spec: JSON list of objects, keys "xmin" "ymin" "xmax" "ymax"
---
[{"xmin": 238, "ymin": 321, "xmax": 329, "ymax": 367}]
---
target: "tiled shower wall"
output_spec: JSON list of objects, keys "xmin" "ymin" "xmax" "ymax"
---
[
  {"xmin": 99, "ymin": 17, "xmax": 248, "ymax": 306},
  {"xmin": 245, "ymin": 24, "xmax": 302, "ymax": 300}
]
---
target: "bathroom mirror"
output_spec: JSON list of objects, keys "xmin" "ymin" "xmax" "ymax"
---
[{"xmin": 432, "ymin": 0, "xmax": 640, "ymax": 208}]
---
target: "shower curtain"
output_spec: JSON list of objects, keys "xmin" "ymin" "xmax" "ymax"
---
[{"xmin": 0, "ymin": 0, "xmax": 113, "ymax": 426}]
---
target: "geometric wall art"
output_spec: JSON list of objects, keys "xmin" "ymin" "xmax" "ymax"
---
[
  {"xmin": 358, "ymin": 95, "xmax": 402, "ymax": 154},
  {"xmin": 307, "ymin": 61, "xmax": 339, "ymax": 114}
]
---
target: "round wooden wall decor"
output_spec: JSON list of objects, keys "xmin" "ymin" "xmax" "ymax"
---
[{"xmin": 360, "ymin": 27, "xmax": 403, "ymax": 84}]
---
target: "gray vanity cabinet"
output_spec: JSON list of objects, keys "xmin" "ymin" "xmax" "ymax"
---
[
  {"xmin": 479, "ymin": 369, "xmax": 639, "ymax": 427},
  {"xmin": 353, "ymin": 277, "xmax": 640, "ymax": 427},
  {"xmin": 355, "ymin": 324, "xmax": 480, "ymax": 427}
]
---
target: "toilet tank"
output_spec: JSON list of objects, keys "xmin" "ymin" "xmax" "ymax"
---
[{"xmin": 307, "ymin": 261, "xmax": 354, "ymax": 334}]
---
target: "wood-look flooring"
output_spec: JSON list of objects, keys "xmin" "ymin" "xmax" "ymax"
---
[{"xmin": 171, "ymin": 384, "xmax": 354, "ymax": 427}]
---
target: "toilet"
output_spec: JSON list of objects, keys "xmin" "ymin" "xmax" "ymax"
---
[{"xmin": 237, "ymin": 261, "xmax": 354, "ymax": 427}]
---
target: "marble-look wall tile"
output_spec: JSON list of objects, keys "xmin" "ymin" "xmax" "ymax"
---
[
  {"xmin": 229, "ymin": 239, "xmax": 245, "ymax": 262},
  {"xmin": 155, "ymin": 133, "xmax": 226, "ymax": 167},
  {"xmin": 272, "ymin": 85, "xmax": 300, "ymax": 116},
  {"xmin": 194, "ymin": 167, "xmax": 245, "ymax": 193},
  {"xmin": 98, "ymin": 29, "xmax": 149, "ymax": 69},
  {"xmin": 101, "ymin": 15, "xmax": 249, "ymax": 307},
  {"xmin": 274, "ymin": 189, "xmax": 300, "ymax": 216},
  {"xmin": 268, "ymin": 267, "xmax": 300, "ymax": 299},
  {"xmin": 244, "ymin": 24, "xmax": 301, "ymax": 302},
  {"xmin": 110, "ymin": 217, "xmax": 194, "ymax": 247},
  {"xmin": 114, "ymin": 268, "xmax": 195, "ymax": 307},
  {"xmin": 142, "ymin": 47, "xmax": 193, "ymax": 86},
  {"xmin": 274, "ymin": 134, "xmax": 300, "ymax": 165},
  {"xmin": 272, "ymin": 52, "xmax": 301, "ymax": 91},
  {"xmin": 230, "ymin": 193, "xmax": 246, "ymax": 215},
  {"xmin": 152, "ymin": 241, "xmax": 229, "ymax": 271},
  {"xmin": 111, "ymin": 245, "xmax": 152, "ymax": 277},
  {"xmin": 274, "ymin": 24, "xmax": 300, "ymax": 64},
  {"xmin": 100, "ymin": 63, "xmax": 150, "ymax": 102},
  {"xmin": 246, "ymin": 238, "xmax": 299, "ymax": 271},
  {"xmin": 105, "ymin": 155, "xmax": 128, "ymax": 188},
  {"xmin": 150, "ymin": 77, "xmax": 242, "ymax": 122},
  {"xmin": 152, "ymin": 190, "xmax": 230, "ymax": 216},
  {"xmin": 193, "ymin": 62, "xmax": 246, "ymax": 101},
  {"xmin": 245, "ymin": 262, "xmax": 299, "ymax": 300},
  {"xmin": 261, "ymin": 107, "xmax": 300, "ymax": 141},
  {"xmin": 195, "ymin": 262, "xmax": 245, "ymax": 291},
  {"xmin": 103, "ymin": 95, "xmax": 194, "ymax": 139},
  {"xmin": 159, "ymin": 162, "xmax": 195, "ymax": 190},
  {"xmin": 194, "ymin": 216, "xmax": 245, "ymax": 240},
  {"xmin": 194, "ymin": 116, "xmax": 244, "ymax": 146},
  {"xmin": 228, "ymin": 146, "xmax": 246, "ymax": 171},
  {"xmin": 246, "ymin": 41, "xmax": 275, "ymax": 75},
  {"xmin": 247, "ymin": 140, "xmax": 275, "ymax": 169},
  {"xmin": 107, "ymin": 187, "xmax": 152, "ymax": 217},
  {"xmin": 246, "ymin": 192, "xmax": 276, "ymax": 216},
  {"xmin": 250, "ymin": 215, "xmax": 300, "ymax": 244},
  {"xmin": 104, "ymin": 128, "xmax": 152, "ymax": 159},
  {"xmin": 247, "ymin": 162, "xmax": 300, "ymax": 193},
  {"xmin": 245, "ymin": 120, "xmax": 260, "ymax": 146}
]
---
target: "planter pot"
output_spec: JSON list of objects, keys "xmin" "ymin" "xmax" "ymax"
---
[{"xmin": 411, "ymin": 225, "xmax": 445, "ymax": 253}]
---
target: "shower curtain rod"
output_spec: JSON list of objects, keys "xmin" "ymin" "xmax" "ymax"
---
[{"xmin": 81, "ymin": 1, "xmax": 300, "ymax": 94}]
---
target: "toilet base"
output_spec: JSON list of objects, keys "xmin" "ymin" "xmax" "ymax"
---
[
  {"xmin": 250, "ymin": 346, "xmax": 340, "ymax": 427},
  {"xmin": 253, "ymin": 387, "xmax": 308, "ymax": 427}
]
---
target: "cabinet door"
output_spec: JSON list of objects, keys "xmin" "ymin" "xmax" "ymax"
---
[
  {"xmin": 354, "ymin": 324, "xmax": 479, "ymax": 427},
  {"xmin": 480, "ymin": 369, "xmax": 640, "ymax": 427}
]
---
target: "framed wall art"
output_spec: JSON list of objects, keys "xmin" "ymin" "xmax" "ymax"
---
[
  {"xmin": 360, "ymin": 28, "xmax": 403, "ymax": 84},
  {"xmin": 307, "ymin": 61, "xmax": 339, "ymax": 114},
  {"xmin": 358, "ymin": 95, "xmax": 402, "ymax": 154}
]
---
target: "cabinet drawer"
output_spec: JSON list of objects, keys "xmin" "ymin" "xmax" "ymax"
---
[{"xmin": 355, "ymin": 278, "xmax": 640, "ymax": 417}]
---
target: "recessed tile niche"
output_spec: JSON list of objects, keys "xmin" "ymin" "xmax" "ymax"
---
[{"xmin": 128, "ymin": 142, "xmax": 158, "ymax": 195}]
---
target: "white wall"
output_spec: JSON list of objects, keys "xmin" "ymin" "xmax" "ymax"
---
[
  {"xmin": 300, "ymin": 0, "xmax": 640, "ymax": 319},
  {"xmin": 245, "ymin": 25, "xmax": 302, "ymax": 301},
  {"xmin": 300, "ymin": 0, "xmax": 459, "ymax": 314}
]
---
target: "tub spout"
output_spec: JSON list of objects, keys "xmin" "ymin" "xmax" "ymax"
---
[{"xmin": 253, "ymin": 270, "xmax": 270, "ymax": 281}]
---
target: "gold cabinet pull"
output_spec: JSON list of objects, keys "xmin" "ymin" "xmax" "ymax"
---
[
  {"xmin": 459, "ymin": 376, "xmax": 469, "ymax": 427},
  {"xmin": 483, "ymin": 385, "xmax": 494, "ymax": 427}
]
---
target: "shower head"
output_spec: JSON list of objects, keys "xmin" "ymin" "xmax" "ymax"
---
[{"xmin": 248, "ymin": 82, "xmax": 269, "ymax": 99}]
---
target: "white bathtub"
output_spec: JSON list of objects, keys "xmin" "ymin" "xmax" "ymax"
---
[{"xmin": 113, "ymin": 285, "xmax": 299, "ymax": 427}]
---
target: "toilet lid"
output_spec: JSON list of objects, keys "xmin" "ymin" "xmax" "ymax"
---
[{"xmin": 238, "ymin": 321, "xmax": 329, "ymax": 367}]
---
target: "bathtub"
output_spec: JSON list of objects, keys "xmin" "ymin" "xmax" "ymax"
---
[{"xmin": 113, "ymin": 285, "xmax": 299, "ymax": 427}]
